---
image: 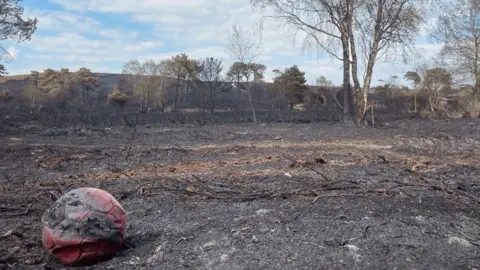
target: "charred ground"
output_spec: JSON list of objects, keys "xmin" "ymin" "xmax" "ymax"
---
[{"xmin": 0, "ymin": 119, "xmax": 479, "ymax": 269}]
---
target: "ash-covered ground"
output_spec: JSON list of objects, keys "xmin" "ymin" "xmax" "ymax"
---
[{"xmin": 1, "ymin": 118, "xmax": 479, "ymax": 269}]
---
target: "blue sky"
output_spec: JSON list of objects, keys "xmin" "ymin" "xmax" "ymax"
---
[{"xmin": 3, "ymin": 0, "xmax": 442, "ymax": 87}]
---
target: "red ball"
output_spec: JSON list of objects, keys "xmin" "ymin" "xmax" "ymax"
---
[{"xmin": 41, "ymin": 187, "xmax": 126, "ymax": 265}]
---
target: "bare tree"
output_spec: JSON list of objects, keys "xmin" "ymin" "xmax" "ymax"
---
[
  {"xmin": 252, "ymin": 0, "xmax": 427, "ymax": 124},
  {"xmin": 432, "ymin": 0, "xmax": 480, "ymax": 107},
  {"xmin": 226, "ymin": 24, "xmax": 261, "ymax": 63},
  {"xmin": 251, "ymin": 0, "xmax": 356, "ymax": 121},
  {"xmin": 122, "ymin": 59, "xmax": 143, "ymax": 96},
  {"xmin": 122, "ymin": 59, "xmax": 168, "ymax": 112},
  {"xmin": 225, "ymin": 24, "xmax": 264, "ymax": 123},
  {"xmin": 351, "ymin": 0, "xmax": 425, "ymax": 124},
  {"xmin": 22, "ymin": 70, "xmax": 44, "ymax": 108},
  {"xmin": 421, "ymin": 67, "xmax": 452, "ymax": 111}
]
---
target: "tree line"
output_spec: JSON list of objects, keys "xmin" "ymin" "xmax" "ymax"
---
[{"xmin": 1, "ymin": 0, "xmax": 480, "ymax": 125}]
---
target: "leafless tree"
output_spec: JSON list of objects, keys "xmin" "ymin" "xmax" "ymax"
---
[
  {"xmin": 351, "ymin": 0, "xmax": 425, "ymax": 123},
  {"xmin": 251, "ymin": 0, "xmax": 357, "ymax": 121},
  {"xmin": 251, "ymin": 0, "xmax": 428, "ymax": 124},
  {"xmin": 122, "ymin": 59, "xmax": 143, "ymax": 95},
  {"xmin": 421, "ymin": 67, "xmax": 452, "ymax": 111},
  {"xmin": 432, "ymin": 0, "xmax": 480, "ymax": 107},
  {"xmin": 226, "ymin": 23, "xmax": 261, "ymax": 64},
  {"xmin": 225, "ymin": 24, "xmax": 264, "ymax": 123},
  {"xmin": 122, "ymin": 59, "xmax": 168, "ymax": 112}
]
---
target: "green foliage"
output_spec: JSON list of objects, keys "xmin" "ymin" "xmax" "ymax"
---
[
  {"xmin": 198, "ymin": 57, "xmax": 224, "ymax": 113},
  {"xmin": 199, "ymin": 57, "xmax": 223, "ymax": 82},
  {"xmin": 37, "ymin": 68, "xmax": 61, "ymax": 92},
  {"xmin": 273, "ymin": 65, "xmax": 308, "ymax": 103},
  {"xmin": 107, "ymin": 86, "xmax": 128, "ymax": 108},
  {"xmin": 74, "ymin": 67, "xmax": 100, "ymax": 103},
  {"xmin": 226, "ymin": 62, "xmax": 246, "ymax": 82},
  {"xmin": 0, "ymin": 0, "xmax": 37, "ymax": 75},
  {"xmin": 404, "ymin": 71, "xmax": 421, "ymax": 87},
  {"xmin": 316, "ymin": 75, "xmax": 332, "ymax": 86},
  {"xmin": 164, "ymin": 53, "xmax": 192, "ymax": 79},
  {"xmin": 227, "ymin": 62, "xmax": 266, "ymax": 83}
]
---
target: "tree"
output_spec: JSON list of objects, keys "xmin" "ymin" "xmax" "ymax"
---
[
  {"xmin": 37, "ymin": 69, "xmax": 61, "ymax": 93},
  {"xmin": 0, "ymin": 89, "xmax": 13, "ymax": 108},
  {"xmin": 164, "ymin": 53, "xmax": 191, "ymax": 109},
  {"xmin": 37, "ymin": 69, "xmax": 72, "ymax": 107},
  {"xmin": 404, "ymin": 71, "xmax": 422, "ymax": 112},
  {"xmin": 226, "ymin": 62, "xmax": 246, "ymax": 101},
  {"xmin": 183, "ymin": 59, "xmax": 201, "ymax": 104},
  {"xmin": 122, "ymin": 59, "xmax": 168, "ymax": 112},
  {"xmin": 107, "ymin": 86, "xmax": 128, "ymax": 110},
  {"xmin": 350, "ymin": 0, "xmax": 424, "ymax": 123},
  {"xmin": 272, "ymin": 65, "xmax": 308, "ymax": 107},
  {"xmin": 421, "ymin": 67, "xmax": 452, "ymax": 111},
  {"xmin": 74, "ymin": 67, "xmax": 99, "ymax": 105},
  {"xmin": 22, "ymin": 84, "xmax": 43, "ymax": 108},
  {"xmin": 251, "ymin": 0, "xmax": 427, "ymax": 124},
  {"xmin": 153, "ymin": 60, "xmax": 169, "ymax": 111},
  {"xmin": 22, "ymin": 70, "xmax": 43, "ymax": 108},
  {"xmin": 316, "ymin": 76, "xmax": 332, "ymax": 86},
  {"xmin": 225, "ymin": 24, "xmax": 263, "ymax": 123},
  {"xmin": 198, "ymin": 57, "xmax": 225, "ymax": 114},
  {"xmin": 0, "ymin": 0, "xmax": 37, "ymax": 75},
  {"xmin": 30, "ymin": 71, "xmax": 39, "ymax": 88},
  {"xmin": 251, "ymin": 0, "xmax": 355, "ymax": 121},
  {"xmin": 122, "ymin": 59, "xmax": 142, "ymax": 94},
  {"xmin": 432, "ymin": 0, "xmax": 480, "ymax": 106}
]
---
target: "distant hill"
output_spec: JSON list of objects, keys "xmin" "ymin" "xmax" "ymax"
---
[{"xmin": 0, "ymin": 73, "xmax": 127, "ymax": 99}]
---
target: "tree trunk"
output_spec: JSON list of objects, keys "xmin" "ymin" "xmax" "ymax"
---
[
  {"xmin": 173, "ymin": 77, "xmax": 180, "ymax": 109},
  {"xmin": 247, "ymin": 79, "xmax": 257, "ymax": 124},
  {"xmin": 184, "ymin": 82, "xmax": 190, "ymax": 103},
  {"xmin": 341, "ymin": 35, "xmax": 351, "ymax": 122},
  {"xmin": 428, "ymin": 94, "xmax": 435, "ymax": 111},
  {"xmin": 346, "ymin": 1, "xmax": 363, "ymax": 125},
  {"xmin": 358, "ymin": 0, "xmax": 383, "ymax": 124},
  {"xmin": 414, "ymin": 89, "xmax": 418, "ymax": 113}
]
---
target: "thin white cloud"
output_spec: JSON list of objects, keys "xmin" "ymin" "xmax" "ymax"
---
[
  {"xmin": 23, "ymin": 31, "xmax": 162, "ymax": 63},
  {"xmin": 25, "ymin": 9, "xmax": 101, "ymax": 33}
]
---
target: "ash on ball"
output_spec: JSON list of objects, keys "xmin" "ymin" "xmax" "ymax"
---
[{"xmin": 41, "ymin": 187, "xmax": 126, "ymax": 265}]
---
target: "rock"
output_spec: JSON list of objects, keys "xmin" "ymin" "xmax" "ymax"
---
[
  {"xmin": 43, "ymin": 129, "xmax": 69, "ymax": 136},
  {"xmin": 423, "ymin": 139, "xmax": 435, "ymax": 147},
  {"xmin": 75, "ymin": 129, "xmax": 91, "ymax": 137},
  {"xmin": 448, "ymin": 237, "xmax": 472, "ymax": 247},
  {"xmin": 256, "ymin": 209, "xmax": 273, "ymax": 216}
]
